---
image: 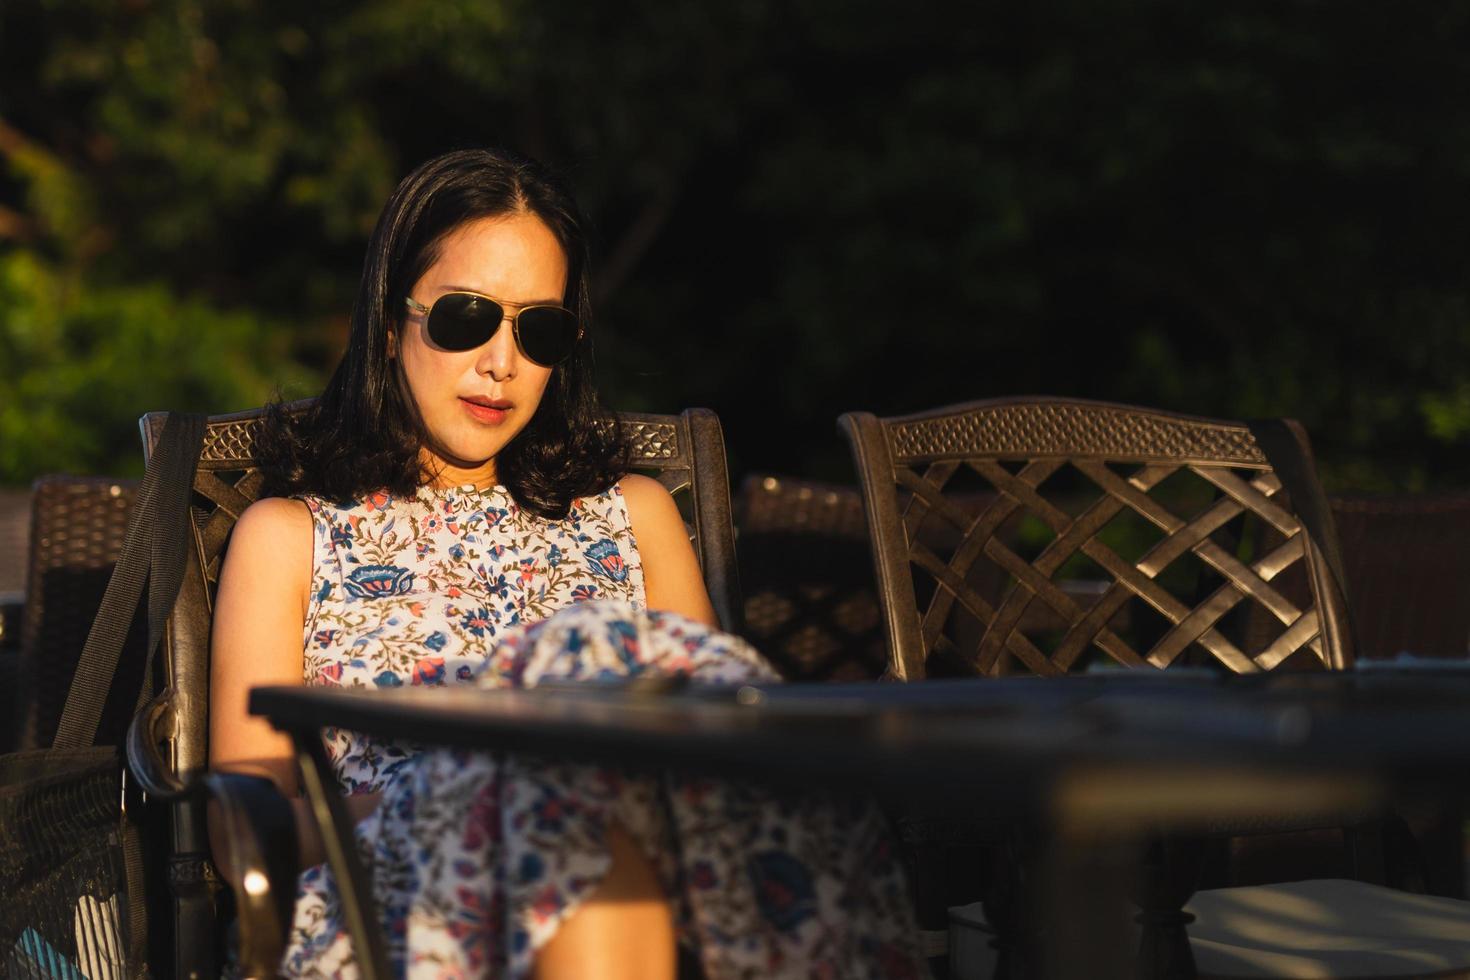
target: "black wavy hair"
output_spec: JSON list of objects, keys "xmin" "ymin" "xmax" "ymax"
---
[{"xmin": 256, "ymin": 148, "xmax": 627, "ymax": 519}]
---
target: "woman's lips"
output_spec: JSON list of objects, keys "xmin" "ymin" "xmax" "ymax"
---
[{"xmin": 461, "ymin": 397, "xmax": 511, "ymax": 424}]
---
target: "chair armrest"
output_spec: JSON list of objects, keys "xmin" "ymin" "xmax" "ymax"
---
[
  {"xmin": 201, "ymin": 771, "xmax": 300, "ymax": 979},
  {"xmin": 127, "ymin": 694, "xmax": 299, "ymax": 976},
  {"xmin": 127, "ymin": 689, "xmax": 191, "ymax": 798}
]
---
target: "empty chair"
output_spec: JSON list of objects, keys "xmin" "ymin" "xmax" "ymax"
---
[
  {"xmin": 839, "ymin": 397, "xmax": 1470, "ymax": 979},
  {"xmin": 0, "ymin": 486, "xmax": 31, "ymax": 750},
  {"xmin": 15, "ymin": 475, "xmax": 139, "ymax": 751},
  {"xmin": 736, "ymin": 474, "xmax": 886, "ymax": 680},
  {"xmin": 0, "ymin": 485, "xmax": 28, "ymax": 660},
  {"xmin": 839, "ymin": 397, "xmax": 1352, "ymax": 681}
]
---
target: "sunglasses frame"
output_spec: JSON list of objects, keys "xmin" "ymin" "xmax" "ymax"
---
[{"xmin": 403, "ymin": 291, "xmax": 583, "ymax": 366}]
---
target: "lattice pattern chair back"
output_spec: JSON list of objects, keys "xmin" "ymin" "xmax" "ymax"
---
[
  {"xmin": 736, "ymin": 475, "xmax": 886, "ymax": 680},
  {"xmin": 839, "ymin": 398, "xmax": 1354, "ymax": 681},
  {"xmin": 132, "ymin": 401, "xmax": 741, "ymax": 979},
  {"xmin": 16, "ymin": 475, "xmax": 139, "ymax": 750}
]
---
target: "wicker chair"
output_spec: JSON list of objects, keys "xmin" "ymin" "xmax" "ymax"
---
[
  {"xmin": 735, "ymin": 474, "xmax": 887, "ymax": 681},
  {"xmin": 126, "ymin": 401, "xmax": 743, "ymax": 979},
  {"xmin": 839, "ymin": 397, "xmax": 1470, "ymax": 980},
  {"xmin": 14, "ymin": 475, "xmax": 139, "ymax": 752},
  {"xmin": 0, "ymin": 487, "xmax": 29, "ymax": 693}
]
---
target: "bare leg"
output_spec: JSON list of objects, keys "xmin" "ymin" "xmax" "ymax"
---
[{"xmin": 532, "ymin": 823, "xmax": 677, "ymax": 980}]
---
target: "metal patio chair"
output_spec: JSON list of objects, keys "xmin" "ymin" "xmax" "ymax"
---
[
  {"xmin": 839, "ymin": 397, "xmax": 1354, "ymax": 681},
  {"xmin": 126, "ymin": 401, "xmax": 743, "ymax": 978},
  {"xmin": 839, "ymin": 397, "xmax": 1470, "ymax": 979}
]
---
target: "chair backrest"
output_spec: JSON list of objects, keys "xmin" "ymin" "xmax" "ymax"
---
[
  {"xmin": 1330, "ymin": 492, "xmax": 1470, "ymax": 660},
  {"xmin": 137, "ymin": 401, "xmax": 744, "ymax": 778},
  {"xmin": 736, "ymin": 474, "xmax": 887, "ymax": 680},
  {"xmin": 133, "ymin": 400, "xmax": 742, "ymax": 977},
  {"xmin": 16, "ymin": 475, "xmax": 139, "ymax": 750},
  {"xmin": 839, "ymin": 397, "xmax": 1355, "ymax": 680},
  {"xmin": 615, "ymin": 410, "xmax": 744, "ymax": 633}
]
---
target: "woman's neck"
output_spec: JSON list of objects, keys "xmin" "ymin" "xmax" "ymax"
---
[{"xmin": 419, "ymin": 448, "xmax": 499, "ymax": 490}]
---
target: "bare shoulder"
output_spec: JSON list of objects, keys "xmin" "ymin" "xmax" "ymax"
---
[
  {"xmin": 212, "ymin": 496, "xmax": 313, "ymax": 707},
  {"xmin": 231, "ymin": 496, "xmax": 313, "ymax": 553},
  {"xmin": 615, "ymin": 474, "xmax": 717, "ymax": 627},
  {"xmin": 221, "ymin": 496, "xmax": 314, "ymax": 605},
  {"xmin": 617, "ymin": 473, "xmax": 680, "ymax": 526}
]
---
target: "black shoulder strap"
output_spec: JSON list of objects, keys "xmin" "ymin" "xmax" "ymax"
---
[
  {"xmin": 1246, "ymin": 418, "xmax": 1356, "ymax": 645},
  {"xmin": 53, "ymin": 412, "xmax": 206, "ymax": 750}
]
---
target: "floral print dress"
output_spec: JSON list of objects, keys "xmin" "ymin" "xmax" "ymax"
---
[{"xmin": 279, "ymin": 483, "xmax": 921, "ymax": 979}]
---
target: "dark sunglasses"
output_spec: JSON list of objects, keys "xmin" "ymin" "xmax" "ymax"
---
[{"xmin": 403, "ymin": 291, "xmax": 582, "ymax": 366}]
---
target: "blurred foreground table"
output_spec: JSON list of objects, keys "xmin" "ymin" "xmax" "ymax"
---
[{"xmin": 252, "ymin": 667, "xmax": 1470, "ymax": 979}]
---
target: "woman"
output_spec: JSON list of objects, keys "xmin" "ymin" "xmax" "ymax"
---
[{"xmin": 210, "ymin": 148, "xmax": 919, "ymax": 978}]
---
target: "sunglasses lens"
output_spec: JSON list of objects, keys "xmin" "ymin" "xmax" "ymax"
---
[
  {"xmin": 426, "ymin": 292, "xmax": 502, "ymax": 351},
  {"xmin": 515, "ymin": 306, "xmax": 581, "ymax": 365}
]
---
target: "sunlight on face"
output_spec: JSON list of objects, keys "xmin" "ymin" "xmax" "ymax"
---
[{"xmin": 396, "ymin": 212, "xmax": 569, "ymax": 488}]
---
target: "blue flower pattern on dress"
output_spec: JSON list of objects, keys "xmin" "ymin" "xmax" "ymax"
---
[
  {"xmin": 584, "ymin": 538, "xmax": 628, "ymax": 582},
  {"xmin": 282, "ymin": 485, "xmax": 920, "ymax": 979},
  {"xmin": 460, "ymin": 607, "xmax": 493, "ymax": 637},
  {"xmin": 748, "ymin": 851, "xmax": 818, "ymax": 933},
  {"xmin": 342, "ymin": 564, "xmax": 415, "ymax": 599}
]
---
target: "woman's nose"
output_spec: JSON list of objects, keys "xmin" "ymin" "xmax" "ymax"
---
[{"xmin": 476, "ymin": 316, "xmax": 518, "ymax": 380}]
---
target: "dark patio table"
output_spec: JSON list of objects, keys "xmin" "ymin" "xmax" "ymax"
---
[{"xmin": 250, "ymin": 666, "xmax": 1470, "ymax": 979}]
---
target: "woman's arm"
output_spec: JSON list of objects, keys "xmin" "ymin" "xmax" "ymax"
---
[
  {"xmin": 208, "ymin": 496, "xmax": 377, "ymax": 877},
  {"xmin": 210, "ymin": 497, "xmax": 311, "ymax": 793},
  {"xmin": 618, "ymin": 475, "xmax": 719, "ymax": 628}
]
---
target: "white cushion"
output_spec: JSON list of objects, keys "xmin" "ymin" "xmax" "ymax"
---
[
  {"xmin": 1187, "ymin": 879, "xmax": 1470, "ymax": 978},
  {"xmin": 949, "ymin": 901, "xmax": 998, "ymax": 980}
]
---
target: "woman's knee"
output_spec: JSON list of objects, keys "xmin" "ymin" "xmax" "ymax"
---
[{"xmin": 532, "ymin": 823, "xmax": 675, "ymax": 980}]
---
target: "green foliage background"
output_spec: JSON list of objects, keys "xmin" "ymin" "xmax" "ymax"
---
[{"xmin": 2, "ymin": 0, "xmax": 1468, "ymax": 489}]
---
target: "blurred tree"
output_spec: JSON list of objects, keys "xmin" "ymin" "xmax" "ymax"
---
[
  {"xmin": 1, "ymin": 0, "xmax": 1468, "ymax": 489},
  {"xmin": 0, "ymin": 107, "xmax": 308, "ymax": 479},
  {"xmin": 0, "ymin": 247, "xmax": 308, "ymax": 478}
]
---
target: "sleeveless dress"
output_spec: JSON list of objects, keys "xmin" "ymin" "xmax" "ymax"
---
[{"xmin": 278, "ymin": 483, "xmax": 921, "ymax": 979}]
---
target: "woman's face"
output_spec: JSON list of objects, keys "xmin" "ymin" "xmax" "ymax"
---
[{"xmin": 396, "ymin": 211, "xmax": 568, "ymax": 486}]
